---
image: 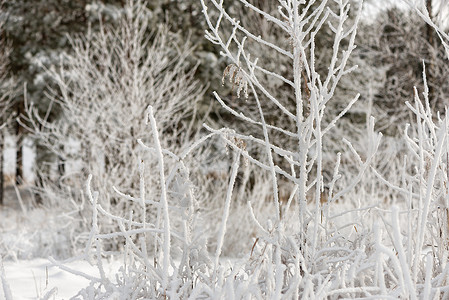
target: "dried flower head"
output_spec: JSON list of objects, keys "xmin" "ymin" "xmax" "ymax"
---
[{"xmin": 222, "ymin": 63, "xmax": 249, "ymax": 98}]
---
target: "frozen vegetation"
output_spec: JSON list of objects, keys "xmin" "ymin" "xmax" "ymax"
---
[{"xmin": 1, "ymin": 0, "xmax": 449, "ymax": 299}]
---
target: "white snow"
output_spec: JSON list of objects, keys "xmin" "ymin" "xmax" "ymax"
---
[{"xmin": 0, "ymin": 259, "xmax": 120, "ymax": 300}]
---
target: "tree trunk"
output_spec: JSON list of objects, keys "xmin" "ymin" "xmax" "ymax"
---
[
  {"xmin": 35, "ymin": 173, "xmax": 43, "ymax": 205},
  {"xmin": 15, "ymin": 100, "xmax": 23, "ymax": 185},
  {"xmin": 426, "ymin": 0, "xmax": 435, "ymax": 103},
  {"xmin": 426, "ymin": 0, "xmax": 433, "ymax": 44},
  {"xmin": 34, "ymin": 143, "xmax": 46, "ymax": 205},
  {"xmin": 57, "ymin": 155, "xmax": 65, "ymax": 189}
]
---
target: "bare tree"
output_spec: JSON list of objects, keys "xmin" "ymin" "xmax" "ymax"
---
[{"xmin": 23, "ymin": 1, "xmax": 204, "ymax": 235}]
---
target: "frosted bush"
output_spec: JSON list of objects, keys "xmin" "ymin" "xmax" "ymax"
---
[{"xmin": 22, "ymin": 0, "xmax": 208, "ymax": 253}]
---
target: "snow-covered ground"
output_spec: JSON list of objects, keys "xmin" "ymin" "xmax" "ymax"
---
[
  {"xmin": 1, "ymin": 258, "xmax": 120, "ymax": 300},
  {"xmin": 1, "ymin": 136, "xmax": 86, "ymax": 299}
]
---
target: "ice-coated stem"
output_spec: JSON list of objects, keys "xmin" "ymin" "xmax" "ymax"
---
[
  {"xmin": 147, "ymin": 105, "xmax": 171, "ymax": 291},
  {"xmin": 213, "ymin": 150, "xmax": 241, "ymax": 277}
]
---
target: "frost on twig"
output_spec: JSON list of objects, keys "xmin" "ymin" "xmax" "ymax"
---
[{"xmin": 200, "ymin": 0, "xmax": 385, "ymax": 297}]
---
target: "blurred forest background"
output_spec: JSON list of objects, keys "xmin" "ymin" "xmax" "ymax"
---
[{"xmin": 1, "ymin": 0, "xmax": 448, "ymax": 204}]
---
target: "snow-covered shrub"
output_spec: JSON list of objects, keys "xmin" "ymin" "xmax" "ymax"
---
[
  {"xmin": 202, "ymin": 0, "xmax": 380, "ymax": 263},
  {"xmin": 23, "ymin": 0, "xmax": 205, "ymax": 251},
  {"xmin": 364, "ymin": 3, "xmax": 449, "ymax": 298},
  {"xmin": 49, "ymin": 106, "xmax": 210, "ymax": 298},
  {"xmin": 386, "ymin": 72, "xmax": 449, "ymax": 298}
]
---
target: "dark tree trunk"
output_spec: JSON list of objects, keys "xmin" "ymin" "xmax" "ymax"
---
[
  {"xmin": 34, "ymin": 143, "xmax": 46, "ymax": 205},
  {"xmin": 58, "ymin": 157, "xmax": 65, "ymax": 177},
  {"xmin": 57, "ymin": 155, "xmax": 65, "ymax": 190},
  {"xmin": 57, "ymin": 142, "xmax": 65, "ymax": 179},
  {"xmin": 15, "ymin": 100, "xmax": 23, "ymax": 185},
  {"xmin": 426, "ymin": 0, "xmax": 435, "ymax": 103},
  {"xmin": 35, "ymin": 173, "xmax": 43, "ymax": 205},
  {"xmin": 426, "ymin": 0, "xmax": 433, "ymax": 43}
]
